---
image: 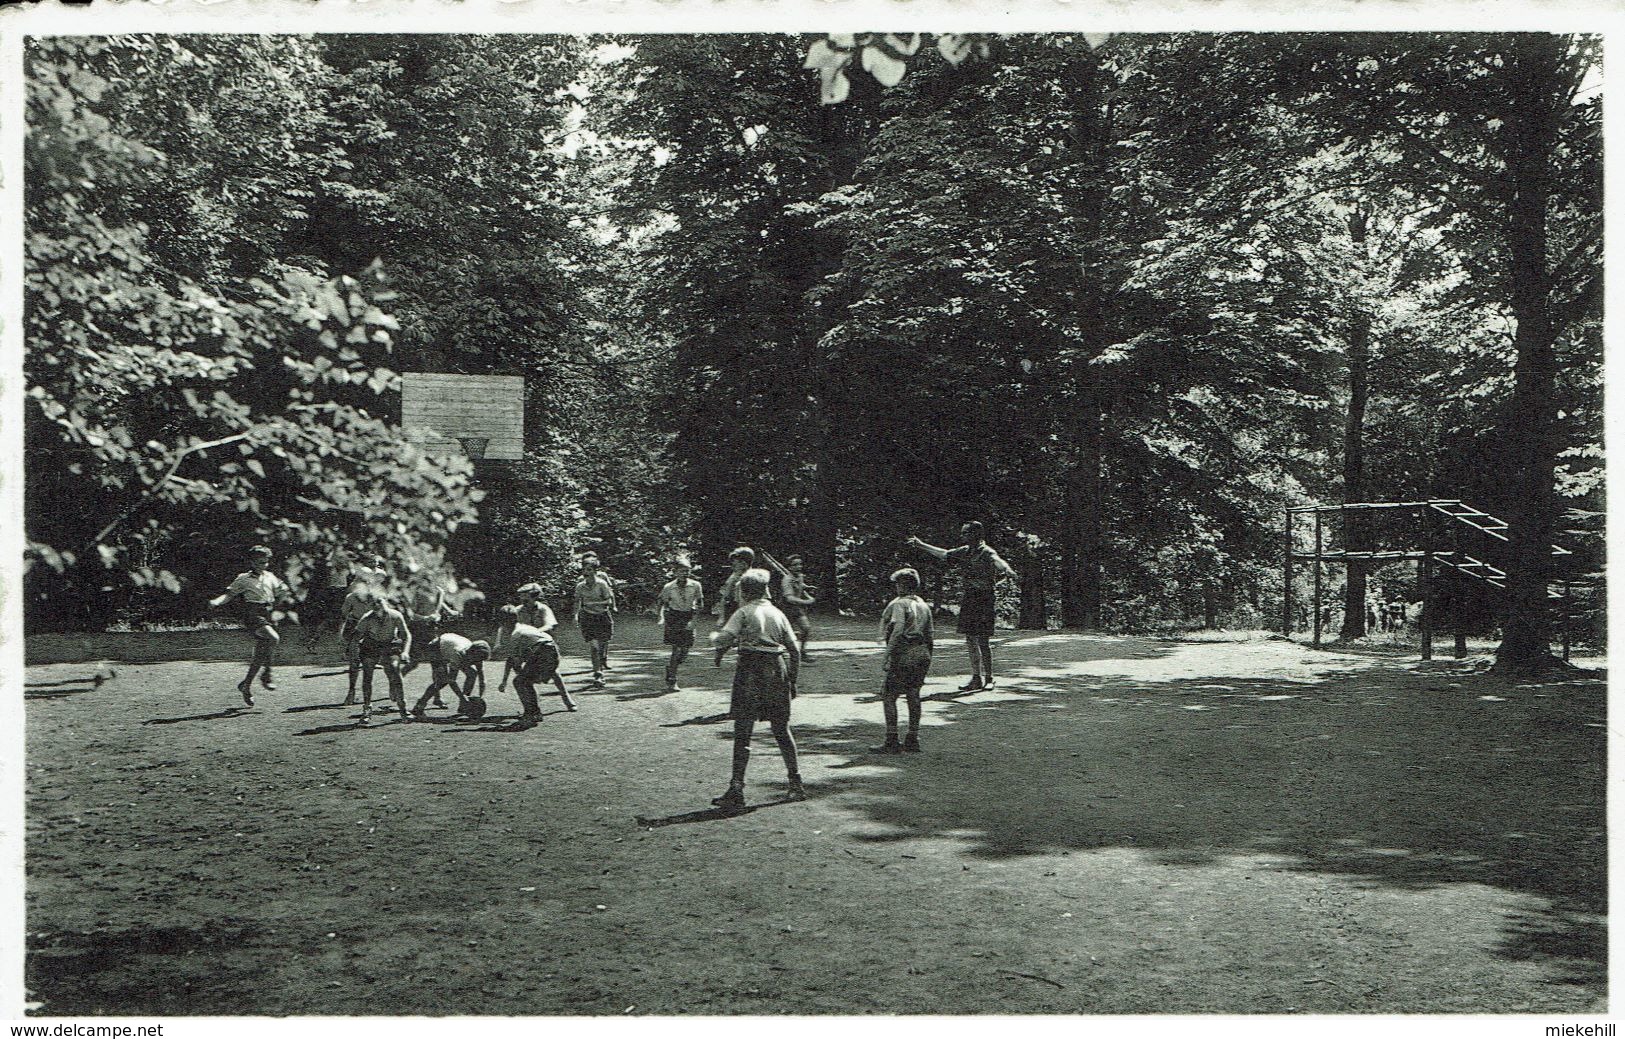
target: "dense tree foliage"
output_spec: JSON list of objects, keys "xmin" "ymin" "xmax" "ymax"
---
[{"xmin": 26, "ymin": 33, "xmax": 1602, "ymax": 671}]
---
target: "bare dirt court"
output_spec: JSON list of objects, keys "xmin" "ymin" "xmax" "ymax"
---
[{"xmin": 25, "ymin": 617, "xmax": 1606, "ymax": 1015}]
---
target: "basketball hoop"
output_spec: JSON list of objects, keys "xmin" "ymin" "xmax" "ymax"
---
[{"xmin": 458, "ymin": 437, "xmax": 489, "ymax": 460}]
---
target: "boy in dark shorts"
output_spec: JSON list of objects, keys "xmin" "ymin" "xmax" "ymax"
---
[
  {"xmin": 351, "ymin": 591, "xmax": 413, "ymax": 725},
  {"xmin": 209, "ymin": 545, "xmax": 290, "ymax": 706},
  {"xmin": 338, "ymin": 576, "xmax": 373, "ymax": 705},
  {"xmin": 778, "ymin": 554, "xmax": 816, "ymax": 660},
  {"xmin": 908, "ymin": 521, "xmax": 1017, "ymax": 692},
  {"xmin": 573, "ymin": 555, "xmax": 616, "ymax": 688},
  {"xmin": 497, "ymin": 606, "xmax": 576, "ymax": 727},
  {"xmin": 715, "ymin": 546, "xmax": 755, "ymax": 625},
  {"xmin": 657, "ymin": 556, "xmax": 705, "ymax": 692},
  {"xmin": 874, "ymin": 567, "xmax": 934, "ymax": 753},
  {"xmin": 710, "ymin": 568, "xmax": 806, "ymax": 810},
  {"xmin": 411, "ymin": 632, "xmax": 491, "ymax": 719}
]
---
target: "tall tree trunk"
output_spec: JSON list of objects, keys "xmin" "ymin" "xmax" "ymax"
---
[
  {"xmin": 1061, "ymin": 389, "xmax": 1104, "ymax": 628},
  {"xmin": 806, "ymin": 416, "xmax": 841, "ymax": 614},
  {"xmin": 1494, "ymin": 35, "xmax": 1563, "ymax": 673},
  {"xmin": 1340, "ymin": 207, "xmax": 1372, "ymax": 640},
  {"xmin": 1018, "ymin": 538, "xmax": 1047, "ymax": 629}
]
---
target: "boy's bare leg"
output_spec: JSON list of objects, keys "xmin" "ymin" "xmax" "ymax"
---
[
  {"xmin": 976, "ymin": 636, "xmax": 994, "ymax": 685},
  {"xmin": 665, "ymin": 646, "xmax": 686, "ymax": 689},
  {"xmin": 771, "ymin": 719, "xmax": 806, "ymax": 798},
  {"xmin": 360, "ymin": 662, "xmax": 376, "ymax": 723},
  {"xmin": 255, "ymin": 631, "xmax": 278, "ymax": 689},
  {"xmin": 713, "ymin": 718, "xmax": 753, "ymax": 809},
  {"xmin": 553, "ymin": 675, "xmax": 577, "ymax": 711},
  {"xmin": 903, "ymin": 689, "xmax": 923, "ymax": 751},
  {"xmin": 514, "ymin": 677, "xmax": 542, "ymax": 723},
  {"xmin": 879, "ymin": 693, "xmax": 901, "ymax": 748},
  {"xmin": 386, "ymin": 661, "xmax": 408, "ymax": 719},
  {"xmin": 961, "ymin": 636, "xmax": 984, "ymax": 689},
  {"xmin": 345, "ymin": 645, "xmax": 360, "ymax": 705}
]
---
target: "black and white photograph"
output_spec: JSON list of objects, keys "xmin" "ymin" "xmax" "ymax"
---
[{"xmin": 9, "ymin": 15, "xmax": 1610, "ymax": 1025}]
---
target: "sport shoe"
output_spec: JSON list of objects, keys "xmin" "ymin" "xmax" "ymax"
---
[
  {"xmin": 957, "ymin": 678, "xmax": 985, "ymax": 693},
  {"xmin": 259, "ymin": 675, "xmax": 276, "ymax": 692},
  {"xmin": 238, "ymin": 681, "xmax": 255, "ymax": 707},
  {"xmin": 902, "ymin": 735, "xmax": 921, "ymax": 753},
  {"xmin": 411, "ymin": 706, "xmax": 428, "ymax": 721},
  {"xmin": 785, "ymin": 779, "xmax": 808, "ymax": 801},
  {"xmin": 711, "ymin": 786, "xmax": 746, "ymax": 810},
  {"xmin": 358, "ymin": 711, "xmax": 372, "ymax": 726},
  {"xmin": 872, "ymin": 740, "xmax": 903, "ymax": 755}
]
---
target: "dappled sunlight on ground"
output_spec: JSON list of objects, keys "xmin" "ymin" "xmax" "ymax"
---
[{"xmin": 25, "ymin": 617, "xmax": 1606, "ymax": 1014}]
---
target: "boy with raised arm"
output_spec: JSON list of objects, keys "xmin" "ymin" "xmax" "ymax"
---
[
  {"xmin": 874, "ymin": 567, "xmax": 934, "ymax": 754},
  {"xmin": 657, "ymin": 556, "xmax": 705, "ymax": 693},
  {"xmin": 710, "ymin": 568, "xmax": 806, "ymax": 810},
  {"xmin": 777, "ymin": 553, "xmax": 816, "ymax": 660},
  {"xmin": 209, "ymin": 544, "xmax": 290, "ymax": 707},
  {"xmin": 907, "ymin": 521, "xmax": 1018, "ymax": 692}
]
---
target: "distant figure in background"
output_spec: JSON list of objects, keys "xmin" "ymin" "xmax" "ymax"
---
[
  {"xmin": 710, "ymin": 568, "xmax": 805, "ymax": 810},
  {"xmin": 209, "ymin": 544, "xmax": 290, "ymax": 707},
  {"xmin": 515, "ymin": 583, "xmax": 557, "ymax": 633},
  {"xmin": 874, "ymin": 567, "xmax": 933, "ymax": 754},
  {"xmin": 716, "ymin": 546, "xmax": 756, "ymax": 625},
  {"xmin": 778, "ymin": 554, "xmax": 817, "ymax": 661},
  {"xmin": 908, "ymin": 521, "xmax": 1018, "ymax": 692},
  {"xmin": 573, "ymin": 554, "xmax": 617, "ymax": 689},
  {"xmin": 302, "ymin": 549, "xmax": 352, "ymax": 651},
  {"xmin": 657, "ymin": 556, "xmax": 705, "ymax": 693},
  {"xmin": 402, "ymin": 571, "xmax": 456, "ymax": 689}
]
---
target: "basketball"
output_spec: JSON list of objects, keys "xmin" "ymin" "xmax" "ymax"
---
[{"xmin": 462, "ymin": 696, "xmax": 488, "ymax": 720}]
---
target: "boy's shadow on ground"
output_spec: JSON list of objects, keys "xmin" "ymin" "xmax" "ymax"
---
[
  {"xmin": 143, "ymin": 706, "xmax": 255, "ymax": 725},
  {"xmin": 661, "ymin": 712, "xmax": 733, "ymax": 728},
  {"xmin": 635, "ymin": 795, "xmax": 804, "ymax": 829},
  {"xmin": 441, "ymin": 710, "xmax": 574, "ymax": 734}
]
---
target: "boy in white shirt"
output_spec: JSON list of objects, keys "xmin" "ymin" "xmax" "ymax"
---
[
  {"xmin": 875, "ymin": 567, "xmax": 934, "ymax": 754},
  {"xmin": 411, "ymin": 632, "xmax": 492, "ymax": 719},
  {"xmin": 657, "ymin": 556, "xmax": 705, "ymax": 692},
  {"xmin": 209, "ymin": 545, "xmax": 290, "ymax": 707},
  {"xmin": 710, "ymin": 569, "xmax": 805, "ymax": 810},
  {"xmin": 497, "ymin": 606, "xmax": 577, "ymax": 727}
]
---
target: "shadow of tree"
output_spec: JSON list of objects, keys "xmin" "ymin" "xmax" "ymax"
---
[{"xmin": 793, "ymin": 655, "xmax": 1606, "ymax": 995}]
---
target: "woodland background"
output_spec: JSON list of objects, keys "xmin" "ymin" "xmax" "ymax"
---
[{"xmin": 23, "ymin": 34, "xmax": 1604, "ymax": 672}]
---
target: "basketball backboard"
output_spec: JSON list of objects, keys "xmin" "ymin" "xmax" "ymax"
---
[{"xmin": 401, "ymin": 372, "xmax": 524, "ymax": 461}]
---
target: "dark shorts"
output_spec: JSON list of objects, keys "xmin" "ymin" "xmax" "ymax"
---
[
  {"xmin": 241, "ymin": 606, "xmax": 277, "ymax": 637},
  {"xmin": 407, "ymin": 619, "xmax": 441, "ymax": 657},
  {"xmin": 580, "ymin": 612, "xmax": 613, "ymax": 643},
  {"xmin": 957, "ymin": 588, "xmax": 996, "ymax": 637},
  {"xmin": 517, "ymin": 641, "xmax": 561, "ymax": 684},
  {"xmin": 783, "ymin": 605, "xmax": 810, "ymax": 634},
  {"xmin": 358, "ymin": 637, "xmax": 403, "ymax": 667},
  {"xmin": 663, "ymin": 610, "xmax": 696, "ymax": 648},
  {"xmin": 883, "ymin": 637, "xmax": 932, "ymax": 699},
  {"xmin": 730, "ymin": 650, "xmax": 792, "ymax": 725}
]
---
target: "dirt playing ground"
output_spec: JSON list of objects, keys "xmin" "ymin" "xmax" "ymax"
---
[{"xmin": 24, "ymin": 617, "xmax": 1607, "ymax": 1015}]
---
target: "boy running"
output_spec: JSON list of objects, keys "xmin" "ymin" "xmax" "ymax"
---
[
  {"xmin": 716, "ymin": 547, "xmax": 756, "ymax": 625},
  {"xmin": 778, "ymin": 553, "xmax": 816, "ymax": 660},
  {"xmin": 497, "ymin": 606, "xmax": 577, "ymax": 727},
  {"xmin": 573, "ymin": 554, "xmax": 616, "ymax": 688},
  {"xmin": 874, "ymin": 567, "xmax": 934, "ymax": 753},
  {"xmin": 710, "ymin": 568, "xmax": 806, "ymax": 810},
  {"xmin": 411, "ymin": 632, "xmax": 492, "ymax": 719},
  {"xmin": 352, "ymin": 591, "xmax": 412, "ymax": 725},
  {"xmin": 908, "ymin": 521, "xmax": 1018, "ymax": 692},
  {"xmin": 209, "ymin": 545, "xmax": 290, "ymax": 706},
  {"xmin": 657, "ymin": 556, "xmax": 705, "ymax": 692}
]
